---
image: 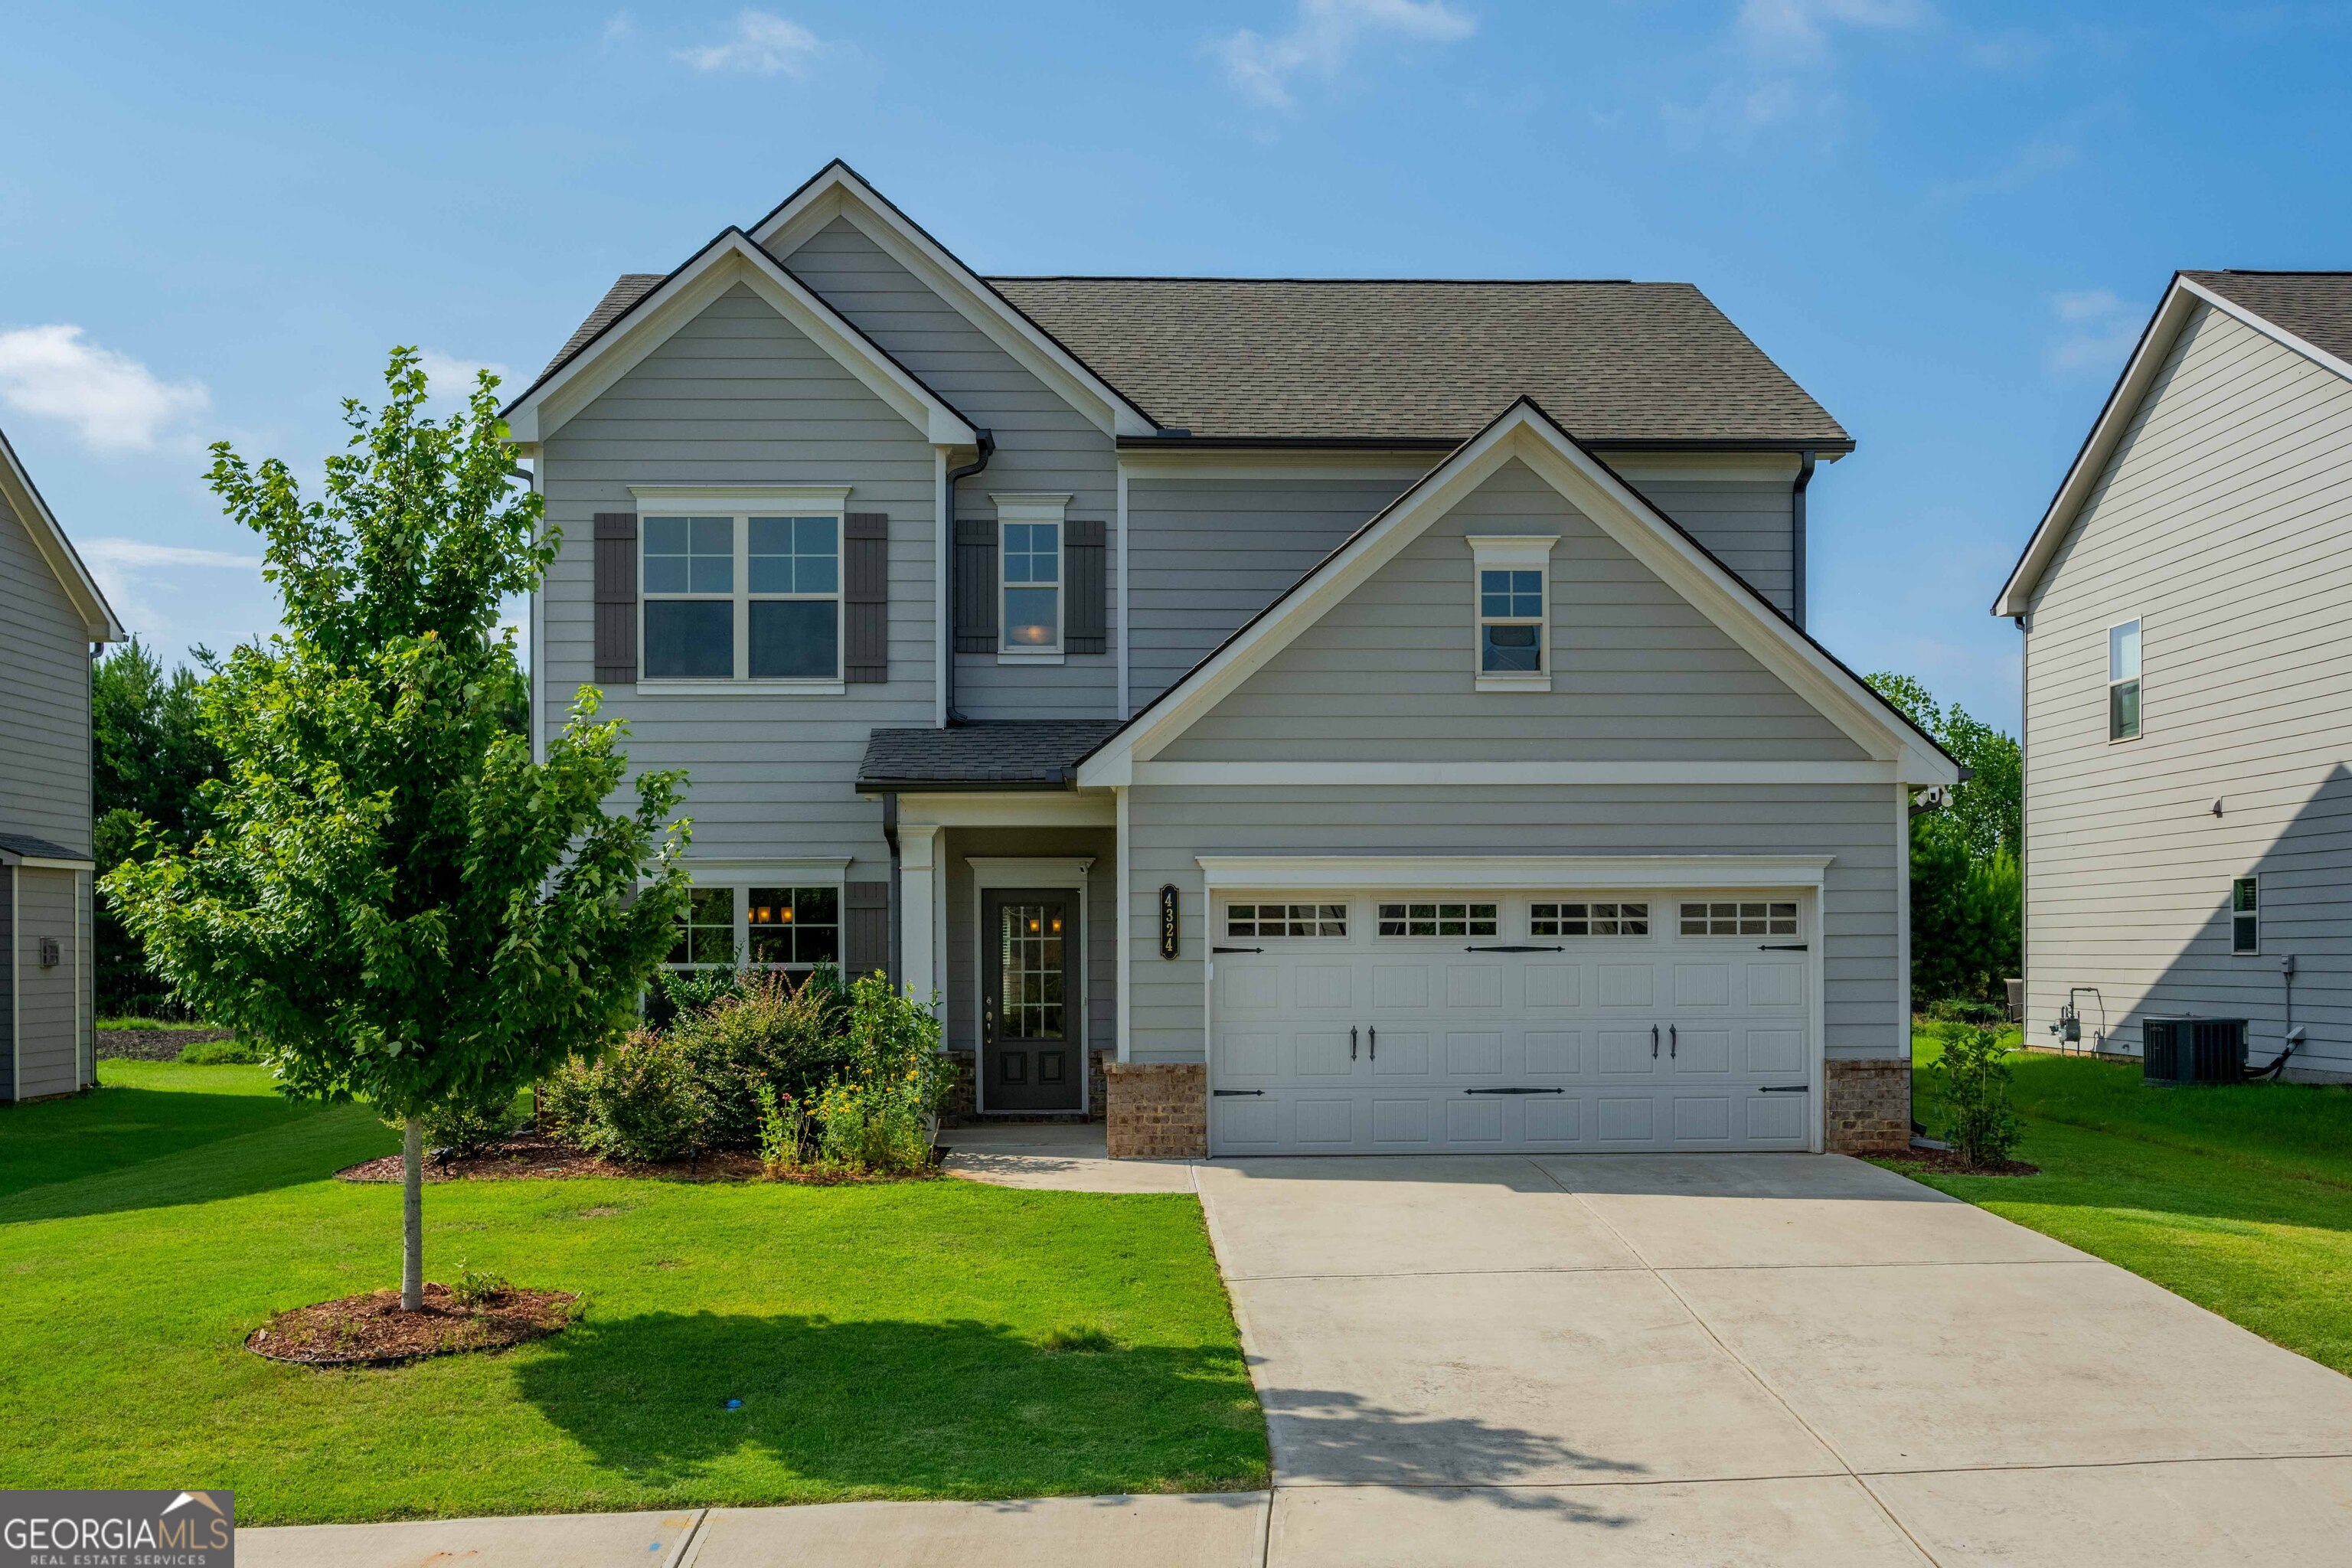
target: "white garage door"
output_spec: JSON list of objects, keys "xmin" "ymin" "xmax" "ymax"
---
[{"xmin": 1210, "ymin": 893, "xmax": 1816, "ymax": 1155}]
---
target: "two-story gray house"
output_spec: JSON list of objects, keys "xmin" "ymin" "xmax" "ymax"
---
[
  {"xmin": 1995, "ymin": 271, "xmax": 2352, "ymax": 1081},
  {"xmin": 505, "ymin": 162, "xmax": 1955, "ymax": 1157},
  {"xmin": 1, "ymin": 423, "xmax": 122, "ymax": 1102}
]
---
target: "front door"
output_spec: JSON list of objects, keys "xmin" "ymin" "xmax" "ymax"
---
[{"xmin": 982, "ymin": 891, "xmax": 1082, "ymax": 1112}]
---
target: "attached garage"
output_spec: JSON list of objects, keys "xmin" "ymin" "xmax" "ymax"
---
[{"xmin": 1203, "ymin": 860, "xmax": 1828, "ymax": 1155}]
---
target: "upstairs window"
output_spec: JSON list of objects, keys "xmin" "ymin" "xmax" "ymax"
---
[
  {"xmin": 993, "ymin": 494, "xmax": 1070, "ymax": 658},
  {"xmin": 1466, "ymin": 535, "xmax": 1557, "ymax": 691},
  {"xmin": 640, "ymin": 501, "xmax": 844, "ymax": 683},
  {"xmin": 2109, "ymin": 619, "xmax": 2142, "ymax": 741},
  {"xmin": 2231, "ymin": 877, "xmax": 2259, "ymax": 956}
]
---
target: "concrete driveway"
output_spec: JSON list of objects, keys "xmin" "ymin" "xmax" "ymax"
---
[{"xmin": 1196, "ymin": 1152, "xmax": 2352, "ymax": 1566}]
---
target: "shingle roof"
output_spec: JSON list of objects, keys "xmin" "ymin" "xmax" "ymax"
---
[
  {"xmin": 541, "ymin": 269, "xmax": 1848, "ymax": 447},
  {"xmin": 985, "ymin": 277, "xmax": 1848, "ymax": 446},
  {"xmin": 539, "ymin": 274, "xmax": 665, "ymax": 381},
  {"xmin": 0, "ymin": 831, "xmax": 85, "ymax": 861},
  {"xmin": 2184, "ymin": 272, "xmax": 2352, "ymax": 368},
  {"xmin": 858, "ymin": 721, "xmax": 1129, "ymax": 791}
]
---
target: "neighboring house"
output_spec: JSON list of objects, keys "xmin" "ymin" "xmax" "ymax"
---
[
  {"xmin": 1, "ymin": 424, "xmax": 124, "ymax": 1102},
  {"xmin": 505, "ymin": 161, "xmax": 1955, "ymax": 1158},
  {"xmin": 1996, "ymin": 272, "xmax": 2352, "ymax": 1082}
]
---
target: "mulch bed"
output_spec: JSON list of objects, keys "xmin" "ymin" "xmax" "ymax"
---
[
  {"xmin": 246, "ymin": 1282, "xmax": 577, "ymax": 1367},
  {"xmin": 96, "ymin": 1027, "xmax": 233, "ymax": 1062},
  {"xmin": 1878, "ymin": 1145, "xmax": 2041, "ymax": 1178},
  {"xmin": 335, "ymin": 1132, "xmax": 943, "ymax": 1185}
]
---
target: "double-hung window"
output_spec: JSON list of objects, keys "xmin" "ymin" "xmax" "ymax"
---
[
  {"xmin": 638, "ymin": 488, "xmax": 850, "ymax": 685},
  {"xmin": 2108, "ymin": 618, "xmax": 2142, "ymax": 741},
  {"xmin": 2231, "ymin": 877, "xmax": 2259, "ymax": 956},
  {"xmin": 995, "ymin": 494, "xmax": 1068, "ymax": 657},
  {"xmin": 1466, "ymin": 535, "xmax": 1556, "ymax": 690}
]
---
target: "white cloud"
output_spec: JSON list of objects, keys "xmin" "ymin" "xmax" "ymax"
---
[
  {"xmin": 418, "ymin": 350, "xmax": 511, "ymax": 407},
  {"xmin": 78, "ymin": 537, "xmax": 265, "ymax": 642},
  {"xmin": 1736, "ymin": 0, "xmax": 1934, "ymax": 62},
  {"xmin": 1669, "ymin": 0, "xmax": 1931, "ymax": 140},
  {"xmin": 602, "ymin": 11, "xmax": 634, "ymax": 47},
  {"xmin": 2048, "ymin": 289, "xmax": 2143, "ymax": 374},
  {"xmin": 0, "ymin": 325, "xmax": 209, "ymax": 452},
  {"xmin": 1214, "ymin": 0, "xmax": 1475, "ymax": 110},
  {"xmin": 676, "ymin": 9, "xmax": 822, "ymax": 77}
]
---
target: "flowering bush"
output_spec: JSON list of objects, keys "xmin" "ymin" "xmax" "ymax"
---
[
  {"xmin": 541, "ymin": 1029, "xmax": 704, "ymax": 1164},
  {"xmin": 805, "ymin": 971, "xmax": 947, "ymax": 1174}
]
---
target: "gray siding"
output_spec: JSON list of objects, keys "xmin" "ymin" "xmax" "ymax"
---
[
  {"xmin": 1125, "ymin": 783, "xmax": 1903, "ymax": 1064},
  {"xmin": 0, "ymin": 490, "xmax": 94, "ymax": 858},
  {"xmin": 0, "ymin": 866, "xmax": 11, "ymax": 1099},
  {"xmin": 781, "ymin": 218, "xmax": 1119, "ymax": 718},
  {"xmin": 540, "ymin": 280, "xmax": 936, "ymax": 878},
  {"xmin": 13, "ymin": 867, "xmax": 79, "ymax": 1098},
  {"xmin": 1162, "ymin": 458, "xmax": 1864, "ymax": 762},
  {"xmin": 1127, "ymin": 474, "xmax": 1414, "ymax": 710},
  {"xmin": 942, "ymin": 827, "xmax": 1118, "ymax": 1061},
  {"xmin": 2023, "ymin": 302, "xmax": 2352, "ymax": 1076},
  {"xmin": 1615, "ymin": 459, "xmax": 1798, "ymax": 618}
]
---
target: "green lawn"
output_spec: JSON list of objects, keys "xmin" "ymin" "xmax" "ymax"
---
[
  {"xmin": 0, "ymin": 1063, "xmax": 1266, "ymax": 1524},
  {"xmin": 1893, "ymin": 1028, "xmax": 2352, "ymax": 1375}
]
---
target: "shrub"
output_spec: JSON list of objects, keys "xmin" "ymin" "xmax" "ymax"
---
[
  {"xmin": 805, "ymin": 970, "xmax": 947, "ymax": 1174},
  {"xmin": 449, "ymin": 1263, "xmax": 508, "ymax": 1307},
  {"xmin": 542, "ymin": 1031, "xmax": 707, "ymax": 1165},
  {"xmin": 648, "ymin": 963, "xmax": 746, "ymax": 1028},
  {"xmin": 666, "ymin": 967, "xmax": 848, "ymax": 1148},
  {"xmin": 751, "ymin": 1080, "xmax": 805, "ymax": 1176},
  {"xmin": 420, "ymin": 1086, "xmax": 518, "ymax": 1156},
  {"xmin": 1937, "ymin": 1023, "xmax": 2023, "ymax": 1165},
  {"xmin": 1926, "ymin": 998, "xmax": 2007, "ymax": 1027},
  {"xmin": 178, "ymin": 1037, "xmax": 261, "ymax": 1064}
]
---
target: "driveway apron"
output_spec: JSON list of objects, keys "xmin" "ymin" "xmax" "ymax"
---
[{"xmin": 1194, "ymin": 1152, "xmax": 2352, "ymax": 1567}]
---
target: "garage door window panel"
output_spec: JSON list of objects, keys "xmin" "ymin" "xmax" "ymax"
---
[
  {"xmin": 1377, "ymin": 902, "xmax": 1497, "ymax": 938},
  {"xmin": 1227, "ymin": 902, "xmax": 1348, "ymax": 939},
  {"xmin": 1680, "ymin": 901, "xmax": 1798, "ymax": 937},
  {"xmin": 1531, "ymin": 900, "xmax": 1649, "ymax": 937}
]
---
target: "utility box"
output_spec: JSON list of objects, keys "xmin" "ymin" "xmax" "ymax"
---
[{"xmin": 2142, "ymin": 1017, "xmax": 2246, "ymax": 1085}]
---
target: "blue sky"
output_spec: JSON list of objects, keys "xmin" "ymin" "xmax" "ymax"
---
[{"xmin": 5, "ymin": 1, "xmax": 2348, "ymax": 732}]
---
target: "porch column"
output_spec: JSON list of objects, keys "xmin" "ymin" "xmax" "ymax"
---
[{"xmin": 900, "ymin": 823, "xmax": 939, "ymax": 1007}]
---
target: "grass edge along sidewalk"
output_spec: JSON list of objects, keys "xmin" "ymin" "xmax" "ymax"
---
[{"xmin": 0, "ymin": 1060, "xmax": 1267, "ymax": 1524}]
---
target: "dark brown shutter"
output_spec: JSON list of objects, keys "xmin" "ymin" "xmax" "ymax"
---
[
  {"xmin": 954, "ymin": 516, "xmax": 998, "ymax": 653},
  {"xmin": 593, "ymin": 512, "xmax": 638, "ymax": 684},
  {"xmin": 844, "ymin": 512, "xmax": 889, "ymax": 683},
  {"xmin": 844, "ymin": 880, "xmax": 890, "ymax": 977},
  {"xmin": 1065, "ymin": 518, "xmax": 1106, "ymax": 655}
]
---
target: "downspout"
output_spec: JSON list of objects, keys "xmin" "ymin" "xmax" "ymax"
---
[
  {"xmin": 883, "ymin": 792, "xmax": 901, "ymax": 989},
  {"xmin": 1791, "ymin": 448, "xmax": 1817, "ymax": 628},
  {"xmin": 942, "ymin": 431, "xmax": 995, "ymax": 726}
]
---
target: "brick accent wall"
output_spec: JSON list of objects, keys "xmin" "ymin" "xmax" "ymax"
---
[
  {"xmin": 1105, "ymin": 1062, "xmax": 1207, "ymax": 1158},
  {"xmin": 1825, "ymin": 1057, "xmax": 1910, "ymax": 1153}
]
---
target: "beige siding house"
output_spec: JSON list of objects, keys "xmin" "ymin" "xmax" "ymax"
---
[
  {"xmin": 1996, "ymin": 271, "xmax": 2352, "ymax": 1081},
  {"xmin": 0, "ymin": 426, "xmax": 124, "ymax": 1101},
  {"xmin": 506, "ymin": 162, "xmax": 1955, "ymax": 1157}
]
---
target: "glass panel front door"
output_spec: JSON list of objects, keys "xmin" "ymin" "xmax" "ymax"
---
[{"xmin": 982, "ymin": 892, "xmax": 1080, "ymax": 1111}]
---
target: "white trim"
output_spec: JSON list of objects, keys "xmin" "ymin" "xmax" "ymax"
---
[
  {"xmin": 629, "ymin": 485, "xmax": 853, "ymax": 511},
  {"xmin": 0, "ymin": 425, "xmax": 123, "ymax": 642},
  {"xmin": 684, "ymin": 857, "xmax": 852, "ymax": 884},
  {"xmin": 528, "ymin": 454, "xmax": 547, "ymax": 766},
  {"xmin": 993, "ymin": 493, "xmax": 1068, "ymax": 658},
  {"xmin": 77, "ymin": 870, "xmax": 89, "ymax": 1089},
  {"xmin": 1468, "ymin": 533, "xmax": 1557, "ymax": 693},
  {"xmin": 1129, "ymin": 760, "xmax": 1899, "ymax": 787},
  {"xmin": 1077, "ymin": 403, "xmax": 1956, "ymax": 791},
  {"xmin": 634, "ymin": 681, "xmax": 847, "ymax": 698},
  {"xmin": 9, "ymin": 866, "xmax": 17, "ymax": 1101},
  {"xmin": 501, "ymin": 230, "xmax": 978, "ymax": 448},
  {"xmin": 1892, "ymin": 784, "xmax": 1910, "ymax": 1073},
  {"xmin": 934, "ymin": 450, "xmax": 950, "ymax": 728},
  {"xmin": 1115, "ymin": 451, "xmax": 1438, "ymax": 482},
  {"xmin": 0, "ymin": 853, "xmax": 99, "ymax": 872},
  {"xmin": 1589, "ymin": 449, "xmax": 1807, "ymax": 482},
  {"xmin": 900, "ymin": 825, "xmax": 939, "ymax": 1005},
  {"xmin": 969, "ymin": 858, "xmax": 1093, "ymax": 1115},
  {"xmin": 1115, "ymin": 786, "xmax": 1132, "ymax": 1063},
  {"xmin": 1116, "ymin": 461, "xmax": 1131, "ymax": 720},
  {"xmin": 1193, "ymin": 854, "xmax": 1834, "ymax": 892},
  {"xmin": 750, "ymin": 165, "xmax": 1156, "ymax": 439},
  {"xmin": 897, "ymin": 792, "xmax": 1117, "ymax": 828},
  {"xmin": 1990, "ymin": 275, "xmax": 2352, "ymax": 618},
  {"xmin": 2105, "ymin": 614, "xmax": 2144, "ymax": 743}
]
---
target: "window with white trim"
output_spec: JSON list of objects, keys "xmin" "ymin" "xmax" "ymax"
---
[
  {"xmin": 2231, "ymin": 877, "xmax": 2259, "ymax": 956},
  {"xmin": 1466, "ymin": 535, "xmax": 1557, "ymax": 690},
  {"xmin": 643, "ymin": 509, "xmax": 842, "ymax": 681},
  {"xmin": 2109, "ymin": 618, "xmax": 2141, "ymax": 741},
  {"xmin": 1531, "ymin": 901, "xmax": 1648, "ymax": 937},
  {"xmin": 1378, "ymin": 902, "xmax": 1498, "ymax": 937},
  {"xmin": 1679, "ymin": 900, "xmax": 1798, "ymax": 937},
  {"xmin": 668, "ymin": 884, "xmax": 843, "ymax": 972},
  {"xmin": 1226, "ymin": 902, "xmax": 1348, "ymax": 939},
  {"xmin": 995, "ymin": 494, "xmax": 1069, "ymax": 657}
]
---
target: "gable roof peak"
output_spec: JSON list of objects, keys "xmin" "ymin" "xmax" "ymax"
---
[{"xmin": 0, "ymin": 423, "xmax": 122, "ymax": 643}]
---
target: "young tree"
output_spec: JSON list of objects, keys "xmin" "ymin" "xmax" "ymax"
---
[
  {"xmin": 92, "ymin": 639, "xmax": 225, "ymax": 1014},
  {"xmin": 106, "ymin": 349, "xmax": 690, "ymax": 1311}
]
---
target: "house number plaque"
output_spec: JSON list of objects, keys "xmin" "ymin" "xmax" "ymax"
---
[{"xmin": 1158, "ymin": 884, "xmax": 1181, "ymax": 960}]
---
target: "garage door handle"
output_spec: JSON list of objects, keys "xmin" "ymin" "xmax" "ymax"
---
[
  {"xmin": 1351, "ymin": 1025, "xmax": 1358, "ymax": 1060},
  {"xmin": 1669, "ymin": 1024, "xmax": 1677, "ymax": 1059},
  {"xmin": 1651, "ymin": 1025, "xmax": 1659, "ymax": 1059},
  {"xmin": 1368, "ymin": 1027, "xmax": 1376, "ymax": 1061},
  {"xmin": 1213, "ymin": 946, "xmax": 1263, "ymax": 955},
  {"xmin": 1214, "ymin": 1089, "xmax": 1267, "ymax": 1097},
  {"xmin": 1465, "ymin": 944, "xmax": 1566, "ymax": 952},
  {"xmin": 1759, "ymin": 943, "xmax": 1808, "ymax": 951},
  {"xmin": 1464, "ymin": 1086, "xmax": 1566, "ymax": 1095},
  {"xmin": 1759, "ymin": 1084, "xmax": 1810, "ymax": 1093}
]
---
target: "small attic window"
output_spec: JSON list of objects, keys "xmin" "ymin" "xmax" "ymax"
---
[{"xmin": 1465, "ymin": 535, "xmax": 1557, "ymax": 692}]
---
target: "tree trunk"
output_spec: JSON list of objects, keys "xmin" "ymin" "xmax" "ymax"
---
[{"xmin": 401, "ymin": 1118, "xmax": 424, "ymax": 1312}]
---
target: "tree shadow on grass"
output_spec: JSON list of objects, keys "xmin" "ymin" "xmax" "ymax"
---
[
  {"xmin": 0, "ymin": 1097, "xmax": 394, "ymax": 1225},
  {"xmin": 514, "ymin": 1311, "xmax": 1269, "ymax": 1501}
]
